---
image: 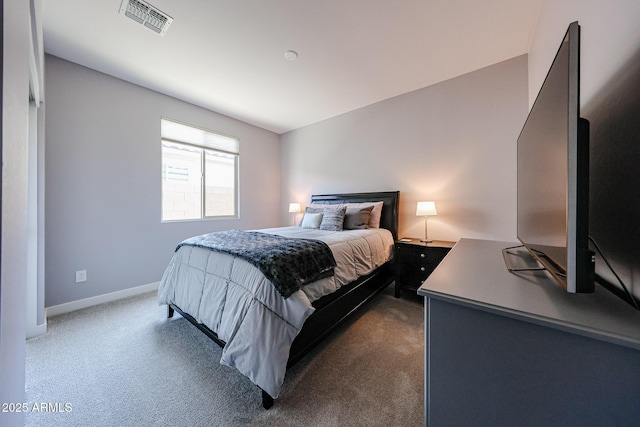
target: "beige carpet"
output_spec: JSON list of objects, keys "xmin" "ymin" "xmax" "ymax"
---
[{"xmin": 25, "ymin": 285, "xmax": 424, "ymax": 426}]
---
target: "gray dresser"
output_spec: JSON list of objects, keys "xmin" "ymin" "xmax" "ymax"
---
[{"xmin": 418, "ymin": 238, "xmax": 640, "ymax": 426}]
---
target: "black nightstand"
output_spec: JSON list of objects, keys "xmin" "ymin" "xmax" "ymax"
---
[{"xmin": 394, "ymin": 238, "xmax": 456, "ymax": 297}]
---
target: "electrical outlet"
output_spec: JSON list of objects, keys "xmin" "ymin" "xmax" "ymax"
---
[{"xmin": 75, "ymin": 270, "xmax": 87, "ymax": 283}]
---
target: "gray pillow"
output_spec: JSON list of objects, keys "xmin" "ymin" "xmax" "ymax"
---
[
  {"xmin": 304, "ymin": 206, "xmax": 324, "ymax": 214},
  {"xmin": 320, "ymin": 206, "xmax": 347, "ymax": 231},
  {"xmin": 344, "ymin": 206, "xmax": 373, "ymax": 230}
]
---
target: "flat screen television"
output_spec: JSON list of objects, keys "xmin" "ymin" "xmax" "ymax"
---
[{"xmin": 514, "ymin": 21, "xmax": 595, "ymax": 293}]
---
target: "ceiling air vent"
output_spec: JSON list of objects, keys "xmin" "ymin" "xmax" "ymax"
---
[{"xmin": 119, "ymin": 0, "xmax": 173, "ymax": 36}]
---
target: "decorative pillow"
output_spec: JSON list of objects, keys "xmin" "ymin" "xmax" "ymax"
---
[
  {"xmin": 300, "ymin": 212, "xmax": 323, "ymax": 229},
  {"xmin": 320, "ymin": 206, "xmax": 347, "ymax": 231},
  {"xmin": 299, "ymin": 207, "xmax": 322, "ymax": 227},
  {"xmin": 344, "ymin": 206, "xmax": 374, "ymax": 230},
  {"xmin": 304, "ymin": 206, "xmax": 324, "ymax": 214},
  {"xmin": 343, "ymin": 202, "xmax": 384, "ymax": 228},
  {"xmin": 309, "ymin": 203, "xmax": 344, "ymax": 211}
]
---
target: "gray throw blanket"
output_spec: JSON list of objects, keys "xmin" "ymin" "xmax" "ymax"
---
[{"xmin": 176, "ymin": 230, "xmax": 336, "ymax": 298}]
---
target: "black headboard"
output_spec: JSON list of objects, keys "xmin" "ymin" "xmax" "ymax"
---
[{"xmin": 309, "ymin": 191, "xmax": 400, "ymax": 241}]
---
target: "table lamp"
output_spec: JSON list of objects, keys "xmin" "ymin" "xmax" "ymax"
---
[
  {"xmin": 288, "ymin": 203, "xmax": 301, "ymax": 226},
  {"xmin": 416, "ymin": 201, "xmax": 437, "ymax": 243}
]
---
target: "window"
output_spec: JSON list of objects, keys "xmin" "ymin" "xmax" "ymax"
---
[{"xmin": 161, "ymin": 118, "xmax": 239, "ymax": 221}]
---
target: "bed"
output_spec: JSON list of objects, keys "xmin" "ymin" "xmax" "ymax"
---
[{"xmin": 158, "ymin": 191, "xmax": 399, "ymax": 409}]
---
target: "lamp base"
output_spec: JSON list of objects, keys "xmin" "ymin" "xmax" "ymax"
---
[{"xmin": 421, "ymin": 216, "xmax": 433, "ymax": 244}]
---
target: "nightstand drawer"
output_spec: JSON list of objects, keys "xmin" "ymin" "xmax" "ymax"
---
[
  {"xmin": 394, "ymin": 239, "xmax": 455, "ymax": 297},
  {"xmin": 399, "ymin": 246, "xmax": 449, "ymax": 267}
]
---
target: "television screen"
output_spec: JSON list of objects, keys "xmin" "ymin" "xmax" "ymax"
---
[{"xmin": 515, "ymin": 21, "xmax": 594, "ymax": 293}]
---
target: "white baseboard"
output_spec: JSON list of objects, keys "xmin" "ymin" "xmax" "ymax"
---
[
  {"xmin": 26, "ymin": 321, "xmax": 48, "ymax": 340},
  {"xmin": 46, "ymin": 282, "xmax": 160, "ymax": 318}
]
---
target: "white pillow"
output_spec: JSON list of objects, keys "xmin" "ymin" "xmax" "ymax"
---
[{"xmin": 300, "ymin": 212, "xmax": 323, "ymax": 229}]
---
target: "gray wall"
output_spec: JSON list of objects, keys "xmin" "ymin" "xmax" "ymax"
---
[
  {"xmin": 529, "ymin": 1, "xmax": 640, "ymax": 303},
  {"xmin": 45, "ymin": 55, "xmax": 281, "ymax": 307},
  {"xmin": 281, "ymin": 55, "xmax": 528, "ymax": 242}
]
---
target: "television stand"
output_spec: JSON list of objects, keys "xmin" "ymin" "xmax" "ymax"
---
[
  {"xmin": 418, "ymin": 238, "xmax": 640, "ymax": 426},
  {"xmin": 501, "ymin": 244, "xmax": 546, "ymax": 272}
]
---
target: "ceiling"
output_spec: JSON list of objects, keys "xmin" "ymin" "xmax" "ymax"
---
[{"xmin": 42, "ymin": 0, "xmax": 542, "ymax": 134}]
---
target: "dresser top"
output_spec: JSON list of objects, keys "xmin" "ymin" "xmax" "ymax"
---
[{"xmin": 418, "ymin": 238, "xmax": 640, "ymax": 350}]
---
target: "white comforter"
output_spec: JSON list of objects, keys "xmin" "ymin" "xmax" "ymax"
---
[{"xmin": 157, "ymin": 226, "xmax": 394, "ymax": 398}]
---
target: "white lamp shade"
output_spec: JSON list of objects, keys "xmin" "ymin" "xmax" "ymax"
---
[
  {"xmin": 416, "ymin": 201, "xmax": 437, "ymax": 216},
  {"xmin": 288, "ymin": 203, "xmax": 301, "ymax": 213}
]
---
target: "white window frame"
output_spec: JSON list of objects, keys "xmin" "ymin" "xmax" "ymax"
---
[{"xmin": 161, "ymin": 118, "xmax": 239, "ymax": 222}]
